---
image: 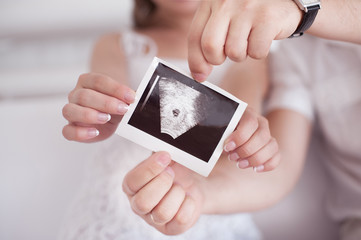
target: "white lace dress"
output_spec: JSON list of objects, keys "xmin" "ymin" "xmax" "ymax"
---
[{"xmin": 57, "ymin": 30, "xmax": 262, "ymax": 240}]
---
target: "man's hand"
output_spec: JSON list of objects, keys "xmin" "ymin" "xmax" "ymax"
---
[{"xmin": 188, "ymin": 0, "xmax": 302, "ymax": 81}]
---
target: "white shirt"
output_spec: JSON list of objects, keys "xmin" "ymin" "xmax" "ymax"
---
[{"xmin": 267, "ymin": 34, "xmax": 361, "ymax": 221}]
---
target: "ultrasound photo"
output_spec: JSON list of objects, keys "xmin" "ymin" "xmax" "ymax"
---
[
  {"xmin": 128, "ymin": 61, "xmax": 239, "ymax": 162},
  {"xmin": 116, "ymin": 58, "xmax": 247, "ymax": 176}
]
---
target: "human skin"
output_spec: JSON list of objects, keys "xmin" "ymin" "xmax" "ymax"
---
[{"xmin": 188, "ymin": 0, "xmax": 361, "ymax": 82}]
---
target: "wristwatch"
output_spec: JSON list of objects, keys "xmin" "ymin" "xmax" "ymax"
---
[{"xmin": 290, "ymin": 0, "xmax": 321, "ymax": 38}]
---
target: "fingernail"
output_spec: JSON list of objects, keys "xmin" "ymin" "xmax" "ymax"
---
[
  {"xmin": 253, "ymin": 165, "xmax": 265, "ymax": 173},
  {"xmin": 192, "ymin": 73, "xmax": 207, "ymax": 82},
  {"xmin": 224, "ymin": 141, "xmax": 236, "ymax": 152},
  {"xmin": 157, "ymin": 153, "xmax": 171, "ymax": 167},
  {"xmin": 118, "ymin": 102, "xmax": 129, "ymax": 114},
  {"xmin": 150, "ymin": 213, "xmax": 163, "ymax": 225},
  {"xmin": 98, "ymin": 113, "xmax": 111, "ymax": 122},
  {"xmin": 88, "ymin": 129, "xmax": 99, "ymax": 138},
  {"xmin": 237, "ymin": 160, "xmax": 249, "ymax": 169},
  {"xmin": 124, "ymin": 91, "xmax": 136, "ymax": 103},
  {"xmin": 228, "ymin": 152, "xmax": 239, "ymax": 161},
  {"xmin": 165, "ymin": 166, "xmax": 175, "ymax": 178}
]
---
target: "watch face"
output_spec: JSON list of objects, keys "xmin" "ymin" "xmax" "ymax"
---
[
  {"xmin": 298, "ymin": 0, "xmax": 321, "ymax": 7},
  {"xmin": 295, "ymin": 0, "xmax": 321, "ymax": 10}
]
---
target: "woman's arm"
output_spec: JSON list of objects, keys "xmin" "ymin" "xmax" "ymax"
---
[
  {"xmin": 200, "ymin": 109, "xmax": 311, "ymax": 214},
  {"xmin": 62, "ymin": 34, "xmax": 135, "ymax": 142},
  {"xmin": 90, "ymin": 33, "xmax": 129, "ymax": 84},
  {"xmin": 198, "ymin": 57, "xmax": 312, "ymax": 213}
]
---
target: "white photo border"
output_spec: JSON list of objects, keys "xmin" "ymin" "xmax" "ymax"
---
[{"xmin": 116, "ymin": 57, "xmax": 247, "ymax": 177}]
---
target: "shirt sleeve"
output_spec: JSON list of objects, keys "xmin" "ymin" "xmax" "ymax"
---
[{"xmin": 264, "ymin": 38, "xmax": 315, "ymax": 121}]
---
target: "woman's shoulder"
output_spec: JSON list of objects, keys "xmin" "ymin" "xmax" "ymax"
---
[
  {"xmin": 93, "ymin": 33, "xmax": 122, "ymax": 54},
  {"xmin": 92, "ymin": 30, "xmax": 151, "ymax": 57},
  {"xmin": 90, "ymin": 32, "xmax": 128, "ymax": 81},
  {"xmin": 119, "ymin": 29, "xmax": 158, "ymax": 58}
]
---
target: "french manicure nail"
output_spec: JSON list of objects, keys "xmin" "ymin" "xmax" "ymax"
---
[
  {"xmin": 237, "ymin": 160, "xmax": 250, "ymax": 169},
  {"xmin": 118, "ymin": 102, "xmax": 129, "ymax": 114},
  {"xmin": 98, "ymin": 113, "xmax": 111, "ymax": 122},
  {"xmin": 88, "ymin": 129, "xmax": 99, "ymax": 138},
  {"xmin": 124, "ymin": 91, "xmax": 136, "ymax": 103},
  {"xmin": 228, "ymin": 152, "xmax": 239, "ymax": 161},
  {"xmin": 253, "ymin": 165, "xmax": 265, "ymax": 173},
  {"xmin": 224, "ymin": 141, "xmax": 236, "ymax": 152}
]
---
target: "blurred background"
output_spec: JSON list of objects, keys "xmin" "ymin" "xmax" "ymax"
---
[
  {"xmin": 0, "ymin": 1, "xmax": 338, "ymax": 239},
  {"xmin": 0, "ymin": 1, "xmax": 132, "ymax": 239}
]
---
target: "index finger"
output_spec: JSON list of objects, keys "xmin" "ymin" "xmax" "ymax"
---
[
  {"xmin": 77, "ymin": 73, "xmax": 136, "ymax": 104},
  {"xmin": 188, "ymin": 2, "xmax": 213, "ymax": 82},
  {"xmin": 122, "ymin": 152, "xmax": 172, "ymax": 196}
]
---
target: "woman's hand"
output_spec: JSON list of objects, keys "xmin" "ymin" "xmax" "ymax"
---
[
  {"xmin": 62, "ymin": 72, "xmax": 135, "ymax": 142},
  {"xmin": 122, "ymin": 152, "xmax": 204, "ymax": 235},
  {"xmin": 224, "ymin": 107, "xmax": 280, "ymax": 172}
]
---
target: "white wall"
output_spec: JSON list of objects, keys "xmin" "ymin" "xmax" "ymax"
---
[
  {"xmin": 0, "ymin": 97, "xmax": 97, "ymax": 240},
  {"xmin": 0, "ymin": 1, "xmax": 132, "ymax": 239},
  {"xmin": 0, "ymin": 0, "xmax": 133, "ymax": 99},
  {"xmin": 0, "ymin": 0, "xmax": 133, "ymax": 38}
]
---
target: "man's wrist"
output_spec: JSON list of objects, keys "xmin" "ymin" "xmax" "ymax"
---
[{"xmin": 289, "ymin": 0, "xmax": 321, "ymax": 37}]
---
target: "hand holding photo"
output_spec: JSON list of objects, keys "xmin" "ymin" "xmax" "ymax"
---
[{"xmin": 116, "ymin": 57, "xmax": 247, "ymax": 177}]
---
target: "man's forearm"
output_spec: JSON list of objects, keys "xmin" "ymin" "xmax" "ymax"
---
[{"xmin": 309, "ymin": 0, "xmax": 361, "ymax": 44}]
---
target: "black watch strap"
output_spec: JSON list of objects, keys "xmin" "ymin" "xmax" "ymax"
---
[{"xmin": 290, "ymin": 5, "xmax": 320, "ymax": 38}]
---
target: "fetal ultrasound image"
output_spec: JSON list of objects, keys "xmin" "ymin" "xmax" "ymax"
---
[{"xmin": 128, "ymin": 62, "xmax": 239, "ymax": 162}]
